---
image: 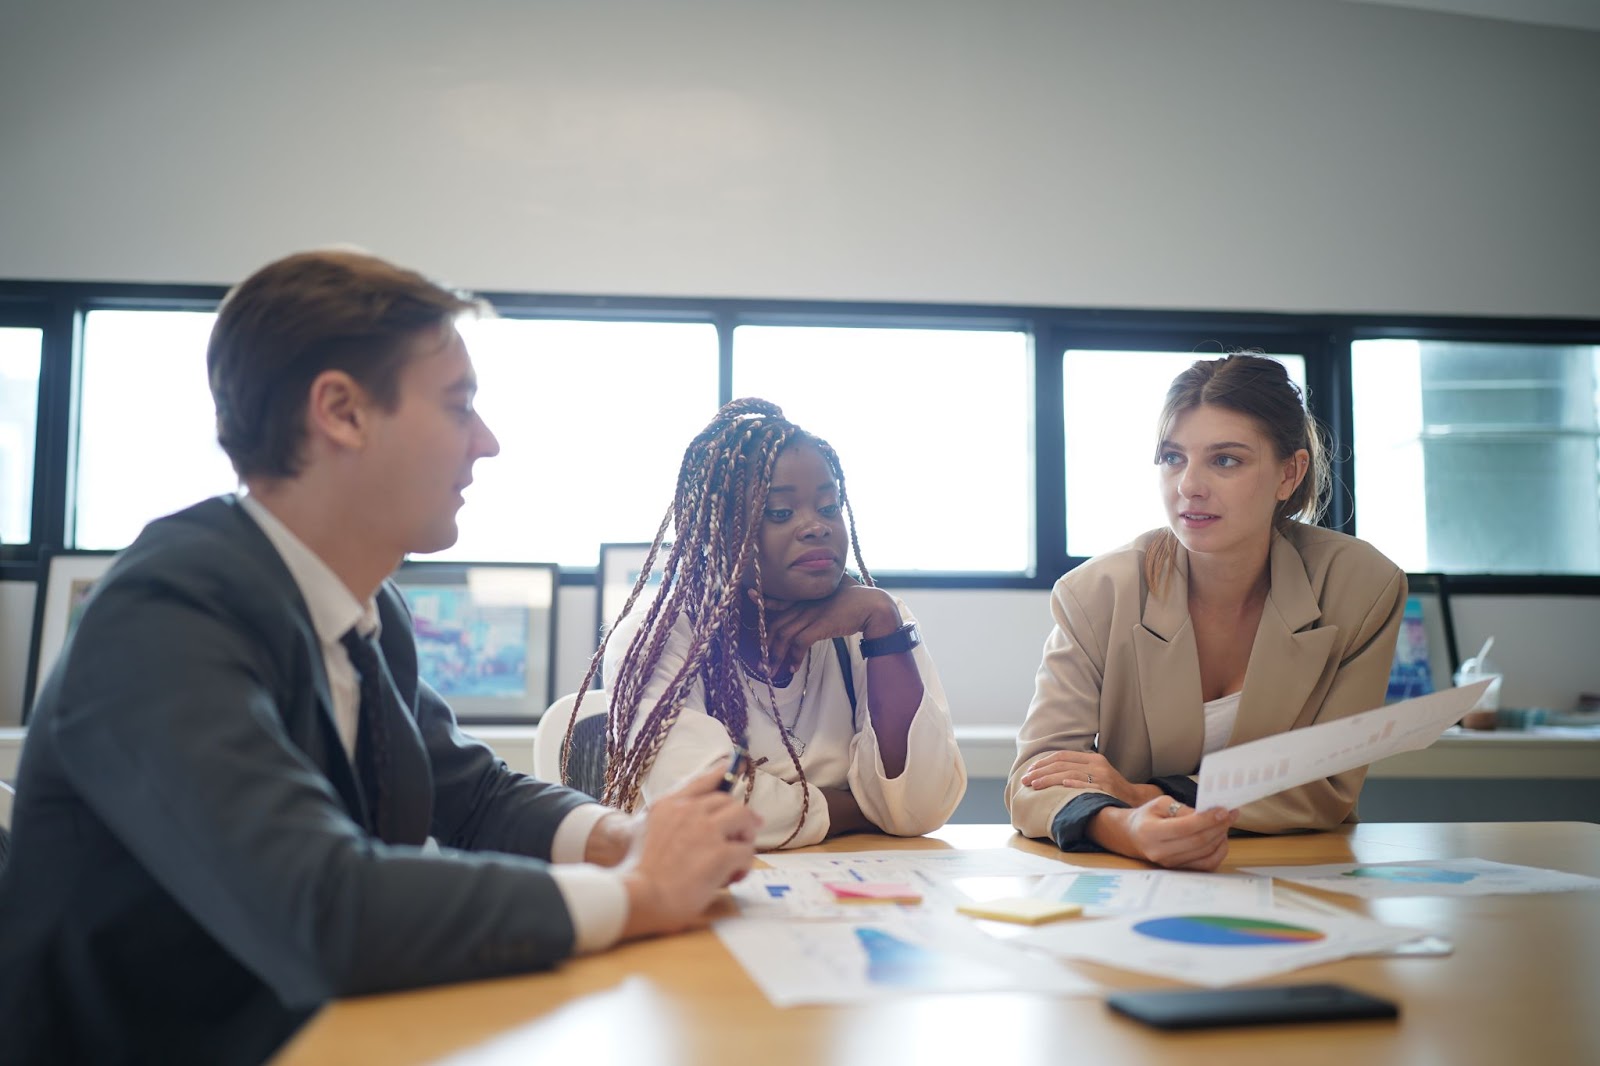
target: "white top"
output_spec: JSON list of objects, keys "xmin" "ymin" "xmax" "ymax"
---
[
  {"xmin": 239, "ymin": 495, "xmax": 624, "ymax": 952},
  {"xmin": 605, "ymin": 598, "xmax": 967, "ymax": 850},
  {"xmin": 1202, "ymin": 690, "xmax": 1242, "ymax": 757}
]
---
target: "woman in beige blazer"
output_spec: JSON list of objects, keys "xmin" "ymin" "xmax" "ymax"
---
[{"xmin": 1009, "ymin": 355, "xmax": 1405, "ymax": 870}]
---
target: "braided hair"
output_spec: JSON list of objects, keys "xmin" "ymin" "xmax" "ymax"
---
[{"xmin": 563, "ymin": 398, "xmax": 872, "ymax": 847}]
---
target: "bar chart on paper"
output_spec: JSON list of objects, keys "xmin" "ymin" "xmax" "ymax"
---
[
  {"xmin": 1030, "ymin": 870, "xmax": 1274, "ymax": 915},
  {"xmin": 1055, "ymin": 874, "xmax": 1121, "ymax": 908},
  {"xmin": 1195, "ymin": 681, "xmax": 1490, "ymax": 811}
]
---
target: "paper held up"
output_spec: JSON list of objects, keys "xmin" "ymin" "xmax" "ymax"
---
[{"xmin": 1194, "ymin": 679, "xmax": 1492, "ymax": 812}]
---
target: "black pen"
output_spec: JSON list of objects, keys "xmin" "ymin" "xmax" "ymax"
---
[{"xmin": 717, "ymin": 747, "xmax": 750, "ymax": 792}]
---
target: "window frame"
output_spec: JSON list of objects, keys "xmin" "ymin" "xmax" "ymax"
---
[
  {"xmin": 0, "ymin": 298, "xmax": 53, "ymax": 563},
  {"xmin": 0, "ymin": 279, "xmax": 1596, "ymax": 594}
]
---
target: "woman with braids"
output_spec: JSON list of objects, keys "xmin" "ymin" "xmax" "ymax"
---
[
  {"xmin": 1009, "ymin": 355, "xmax": 1405, "ymax": 871},
  {"xmin": 570, "ymin": 398, "xmax": 966, "ymax": 850}
]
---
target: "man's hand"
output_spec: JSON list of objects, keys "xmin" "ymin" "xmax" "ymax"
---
[{"xmin": 619, "ymin": 768, "xmax": 762, "ymax": 940}]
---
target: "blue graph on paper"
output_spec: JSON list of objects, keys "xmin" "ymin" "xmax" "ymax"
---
[{"xmin": 1056, "ymin": 874, "xmax": 1121, "ymax": 907}]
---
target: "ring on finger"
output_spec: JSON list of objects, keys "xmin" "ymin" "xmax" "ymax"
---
[
  {"xmin": 1086, "ymin": 772, "xmax": 1094, "ymax": 785},
  {"xmin": 1167, "ymin": 802, "xmax": 1182, "ymax": 817}
]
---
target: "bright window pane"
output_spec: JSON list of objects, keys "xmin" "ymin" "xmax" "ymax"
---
[
  {"xmin": 1353, "ymin": 339, "xmax": 1600, "ymax": 573},
  {"xmin": 0, "ymin": 327, "xmax": 43, "ymax": 544},
  {"xmin": 733, "ymin": 325, "xmax": 1032, "ymax": 572},
  {"xmin": 1063, "ymin": 351, "xmax": 1307, "ymax": 558},
  {"xmin": 439, "ymin": 318, "xmax": 719, "ymax": 566},
  {"xmin": 75, "ymin": 311, "xmax": 235, "ymax": 549}
]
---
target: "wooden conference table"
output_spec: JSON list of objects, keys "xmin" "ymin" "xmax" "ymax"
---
[{"xmin": 275, "ymin": 822, "xmax": 1600, "ymax": 1065}]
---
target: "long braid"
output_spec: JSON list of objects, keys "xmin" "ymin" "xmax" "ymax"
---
[
  {"xmin": 599, "ymin": 410, "xmax": 760, "ymax": 803},
  {"xmin": 561, "ymin": 506, "xmax": 671, "ymax": 782},
  {"xmin": 812, "ymin": 436, "xmax": 874, "ymax": 588},
  {"xmin": 584, "ymin": 398, "xmax": 865, "ymax": 848}
]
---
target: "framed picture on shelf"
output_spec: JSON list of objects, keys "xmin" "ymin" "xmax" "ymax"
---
[
  {"xmin": 393, "ymin": 561, "xmax": 559, "ymax": 722},
  {"xmin": 25, "ymin": 550, "xmax": 121, "ymax": 719},
  {"xmin": 595, "ymin": 542, "xmax": 667, "ymax": 649},
  {"xmin": 1385, "ymin": 572, "xmax": 1458, "ymax": 703}
]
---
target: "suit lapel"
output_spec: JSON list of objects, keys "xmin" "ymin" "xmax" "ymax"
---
[
  {"xmin": 1231, "ymin": 532, "xmax": 1339, "ymax": 745},
  {"xmin": 364, "ymin": 653, "xmax": 432, "ymax": 845},
  {"xmin": 373, "ymin": 585, "xmax": 434, "ymax": 845},
  {"xmin": 1133, "ymin": 548, "xmax": 1205, "ymax": 777},
  {"xmin": 224, "ymin": 496, "xmax": 371, "ymax": 822}
]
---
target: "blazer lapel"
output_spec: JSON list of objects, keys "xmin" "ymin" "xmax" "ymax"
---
[
  {"xmin": 227, "ymin": 497, "xmax": 371, "ymax": 823},
  {"xmin": 373, "ymin": 587, "xmax": 435, "ymax": 845},
  {"xmin": 1231, "ymin": 532, "xmax": 1339, "ymax": 746},
  {"xmin": 1133, "ymin": 549, "xmax": 1205, "ymax": 777}
]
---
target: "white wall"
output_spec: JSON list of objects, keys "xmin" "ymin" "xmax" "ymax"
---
[
  {"xmin": 0, "ymin": 583, "xmax": 35, "ymax": 726},
  {"xmin": 1451, "ymin": 596, "xmax": 1600, "ymax": 711},
  {"xmin": 1, "ymin": 0, "xmax": 1597, "ymax": 316},
  {"xmin": 3, "ymin": 0, "xmax": 1599, "ymax": 725}
]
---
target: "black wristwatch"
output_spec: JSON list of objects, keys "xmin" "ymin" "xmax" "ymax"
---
[{"xmin": 859, "ymin": 621, "xmax": 921, "ymax": 658}]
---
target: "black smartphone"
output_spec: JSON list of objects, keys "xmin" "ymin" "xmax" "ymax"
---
[
  {"xmin": 716, "ymin": 747, "xmax": 750, "ymax": 792},
  {"xmin": 1106, "ymin": 983, "xmax": 1399, "ymax": 1031}
]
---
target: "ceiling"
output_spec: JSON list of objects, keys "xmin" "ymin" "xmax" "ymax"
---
[{"xmin": 1340, "ymin": 0, "xmax": 1600, "ymax": 32}]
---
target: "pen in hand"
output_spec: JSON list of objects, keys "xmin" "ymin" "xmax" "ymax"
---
[{"xmin": 717, "ymin": 747, "xmax": 750, "ymax": 792}]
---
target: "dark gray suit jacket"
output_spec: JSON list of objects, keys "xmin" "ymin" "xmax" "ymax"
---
[{"xmin": 0, "ymin": 497, "xmax": 595, "ymax": 1065}]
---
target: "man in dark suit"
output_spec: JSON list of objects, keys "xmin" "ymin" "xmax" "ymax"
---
[{"xmin": 0, "ymin": 250, "xmax": 760, "ymax": 1066}]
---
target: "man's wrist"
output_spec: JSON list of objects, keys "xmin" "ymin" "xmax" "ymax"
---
[
  {"xmin": 619, "ymin": 872, "xmax": 666, "ymax": 941},
  {"xmin": 583, "ymin": 811, "xmax": 637, "ymax": 867}
]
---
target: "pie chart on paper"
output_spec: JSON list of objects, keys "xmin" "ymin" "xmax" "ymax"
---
[{"xmin": 1132, "ymin": 915, "xmax": 1327, "ymax": 947}]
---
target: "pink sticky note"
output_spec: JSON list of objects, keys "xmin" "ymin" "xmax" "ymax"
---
[{"xmin": 822, "ymin": 881, "xmax": 923, "ymax": 904}]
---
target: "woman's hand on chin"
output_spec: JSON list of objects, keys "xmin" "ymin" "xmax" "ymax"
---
[{"xmin": 752, "ymin": 582, "xmax": 901, "ymax": 675}]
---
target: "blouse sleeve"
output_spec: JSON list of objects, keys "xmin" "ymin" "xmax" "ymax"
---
[{"xmin": 844, "ymin": 601, "xmax": 967, "ymax": 837}]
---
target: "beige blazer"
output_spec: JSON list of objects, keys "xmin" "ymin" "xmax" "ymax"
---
[{"xmin": 1008, "ymin": 523, "xmax": 1406, "ymax": 841}]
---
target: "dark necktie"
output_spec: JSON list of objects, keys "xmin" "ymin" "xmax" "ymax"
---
[{"xmin": 339, "ymin": 627, "xmax": 393, "ymax": 841}]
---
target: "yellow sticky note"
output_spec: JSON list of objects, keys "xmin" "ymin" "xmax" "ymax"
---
[{"xmin": 956, "ymin": 898, "xmax": 1084, "ymax": 925}]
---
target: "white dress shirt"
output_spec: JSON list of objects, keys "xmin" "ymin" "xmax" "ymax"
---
[{"xmin": 239, "ymin": 495, "xmax": 626, "ymax": 952}]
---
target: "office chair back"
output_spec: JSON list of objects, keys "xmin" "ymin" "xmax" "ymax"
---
[{"xmin": 533, "ymin": 690, "xmax": 609, "ymax": 801}]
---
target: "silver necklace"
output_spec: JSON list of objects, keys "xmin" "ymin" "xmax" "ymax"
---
[{"xmin": 740, "ymin": 645, "xmax": 812, "ymax": 757}]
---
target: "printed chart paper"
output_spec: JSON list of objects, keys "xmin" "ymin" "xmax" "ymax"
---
[
  {"xmin": 731, "ymin": 866, "xmax": 952, "ymax": 920},
  {"xmin": 1194, "ymin": 680, "xmax": 1491, "ymax": 811},
  {"xmin": 1243, "ymin": 858, "xmax": 1600, "ymax": 899},
  {"xmin": 1017, "ymin": 907, "xmax": 1426, "ymax": 987},
  {"xmin": 1028, "ymin": 869, "xmax": 1275, "ymax": 916},
  {"xmin": 715, "ymin": 913, "xmax": 1097, "ymax": 1007},
  {"xmin": 759, "ymin": 848, "xmax": 1073, "ymax": 879}
]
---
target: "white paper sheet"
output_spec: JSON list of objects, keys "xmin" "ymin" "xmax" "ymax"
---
[
  {"xmin": 714, "ymin": 912, "xmax": 1098, "ymax": 1006},
  {"xmin": 1017, "ymin": 906, "xmax": 1426, "ymax": 987},
  {"xmin": 759, "ymin": 848, "xmax": 1073, "ymax": 879},
  {"xmin": 1242, "ymin": 858, "xmax": 1600, "ymax": 898},
  {"xmin": 1027, "ymin": 869, "xmax": 1275, "ymax": 916},
  {"xmin": 730, "ymin": 865, "xmax": 960, "ymax": 920},
  {"xmin": 1194, "ymin": 680, "xmax": 1491, "ymax": 811}
]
